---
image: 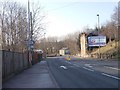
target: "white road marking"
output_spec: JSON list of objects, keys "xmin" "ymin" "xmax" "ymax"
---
[
  {"xmin": 65, "ymin": 61, "xmax": 80, "ymax": 67},
  {"xmin": 102, "ymin": 73, "xmax": 120, "ymax": 80},
  {"xmin": 65, "ymin": 61, "xmax": 71, "ymax": 64},
  {"xmin": 60, "ymin": 66, "xmax": 67, "ymax": 69},
  {"xmin": 104, "ymin": 66, "xmax": 120, "ymax": 71},
  {"xmin": 73, "ymin": 64, "xmax": 80, "ymax": 67},
  {"xmin": 84, "ymin": 64, "xmax": 93, "ymax": 68},
  {"xmin": 83, "ymin": 67, "xmax": 94, "ymax": 72}
]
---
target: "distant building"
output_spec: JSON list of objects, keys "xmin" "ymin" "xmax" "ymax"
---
[
  {"xmin": 59, "ymin": 49, "xmax": 64, "ymax": 56},
  {"xmin": 59, "ymin": 48, "xmax": 70, "ymax": 56}
]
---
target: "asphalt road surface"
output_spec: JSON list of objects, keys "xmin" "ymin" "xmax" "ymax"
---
[{"xmin": 47, "ymin": 56, "xmax": 119, "ymax": 88}]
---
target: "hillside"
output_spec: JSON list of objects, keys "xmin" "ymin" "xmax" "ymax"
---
[{"xmin": 91, "ymin": 40, "xmax": 120, "ymax": 59}]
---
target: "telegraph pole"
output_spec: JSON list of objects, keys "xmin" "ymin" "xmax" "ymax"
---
[
  {"xmin": 28, "ymin": 0, "xmax": 30, "ymax": 47},
  {"xmin": 118, "ymin": 1, "xmax": 120, "ymax": 57},
  {"xmin": 30, "ymin": 12, "xmax": 34, "ymax": 65},
  {"xmin": 27, "ymin": 0, "xmax": 32, "ymax": 66},
  {"xmin": 30, "ymin": 12, "xmax": 33, "ymax": 48}
]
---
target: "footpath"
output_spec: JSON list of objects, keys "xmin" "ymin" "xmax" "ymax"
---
[{"xmin": 3, "ymin": 60, "xmax": 59, "ymax": 88}]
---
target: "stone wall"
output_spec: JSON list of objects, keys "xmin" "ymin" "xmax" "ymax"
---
[{"xmin": 80, "ymin": 33, "xmax": 87, "ymax": 57}]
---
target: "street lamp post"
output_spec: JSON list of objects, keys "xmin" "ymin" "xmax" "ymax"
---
[{"xmin": 97, "ymin": 14, "xmax": 100, "ymax": 58}]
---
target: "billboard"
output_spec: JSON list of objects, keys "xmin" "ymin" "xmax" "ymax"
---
[{"xmin": 88, "ymin": 36, "xmax": 106, "ymax": 47}]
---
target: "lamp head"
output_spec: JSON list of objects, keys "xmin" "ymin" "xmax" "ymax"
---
[{"xmin": 97, "ymin": 14, "xmax": 99, "ymax": 16}]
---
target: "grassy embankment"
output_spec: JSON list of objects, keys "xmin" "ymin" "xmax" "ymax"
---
[{"xmin": 91, "ymin": 40, "xmax": 120, "ymax": 59}]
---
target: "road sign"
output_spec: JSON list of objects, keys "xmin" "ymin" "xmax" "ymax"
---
[{"xmin": 26, "ymin": 40, "xmax": 35, "ymax": 50}]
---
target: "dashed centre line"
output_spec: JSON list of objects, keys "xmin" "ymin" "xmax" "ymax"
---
[
  {"xmin": 84, "ymin": 64, "xmax": 93, "ymax": 68},
  {"xmin": 104, "ymin": 66, "xmax": 120, "ymax": 71},
  {"xmin": 65, "ymin": 60, "xmax": 119, "ymax": 81},
  {"xmin": 64, "ymin": 60, "xmax": 120, "ymax": 81}
]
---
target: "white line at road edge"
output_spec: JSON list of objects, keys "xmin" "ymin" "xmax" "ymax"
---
[
  {"xmin": 102, "ymin": 73, "xmax": 120, "ymax": 80},
  {"xmin": 83, "ymin": 67, "xmax": 94, "ymax": 72},
  {"xmin": 104, "ymin": 66, "xmax": 120, "ymax": 71},
  {"xmin": 60, "ymin": 66, "xmax": 67, "ymax": 69}
]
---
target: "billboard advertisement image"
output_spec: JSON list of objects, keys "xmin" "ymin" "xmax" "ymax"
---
[{"xmin": 88, "ymin": 36, "xmax": 106, "ymax": 47}]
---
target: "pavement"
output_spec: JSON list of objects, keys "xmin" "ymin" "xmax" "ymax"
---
[{"xmin": 2, "ymin": 60, "xmax": 59, "ymax": 88}]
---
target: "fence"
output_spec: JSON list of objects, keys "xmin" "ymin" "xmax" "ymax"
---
[
  {"xmin": 2, "ymin": 50, "xmax": 43, "ymax": 82},
  {"xmin": 2, "ymin": 50, "xmax": 30, "ymax": 82},
  {"xmin": 32, "ymin": 51, "xmax": 43, "ymax": 65}
]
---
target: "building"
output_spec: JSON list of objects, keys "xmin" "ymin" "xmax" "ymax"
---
[{"xmin": 59, "ymin": 48, "xmax": 70, "ymax": 56}]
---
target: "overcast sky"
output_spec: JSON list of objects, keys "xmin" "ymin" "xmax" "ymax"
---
[{"xmin": 0, "ymin": 0, "xmax": 118, "ymax": 37}]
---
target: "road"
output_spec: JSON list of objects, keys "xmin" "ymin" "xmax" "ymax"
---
[{"xmin": 47, "ymin": 56, "xmax": 119, "ymax": 88}]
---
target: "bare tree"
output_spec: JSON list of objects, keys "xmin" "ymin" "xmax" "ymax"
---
[
  {"xmin": 100, "ymin": 6, "xmax": 118, "ymax": 42},
  {"xmin": 111, "ymin": 7, "xmax": 119, "ymax": 41},
  {"xmin": 100, "ymin": 21, "xmax": 117, "ymax": 42},
  {"xmin": 0, "ymin": 1, "xmax": 46, "ymax": 52},
  {"xmin": 63, "ymin": 32, "xmax": 80, "ymax": 55},
  {"xmin": 30, "ymin": 2, "xmax": 46, "ymax": 41},
  {"xmin": 45, "ymin": 37, "xmax": 58, "ymax": 54},
  {"xmin": 111, "ymin": 7, "xmax": 118, "ymax": 26},
  {"xmin": 0, "ymin": 1, "xmax": 28, "ymax": 52}
]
